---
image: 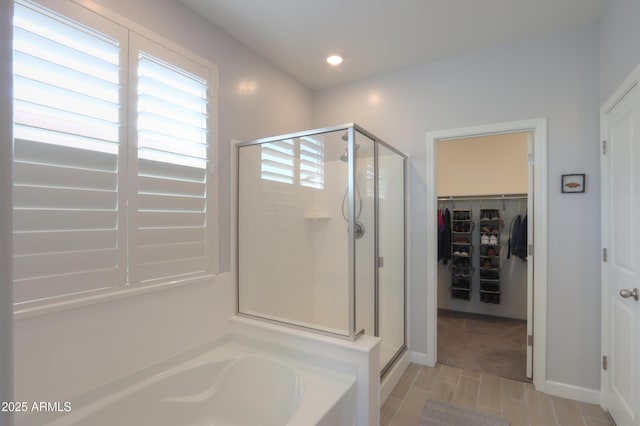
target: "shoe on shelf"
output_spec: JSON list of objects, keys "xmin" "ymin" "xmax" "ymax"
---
[
  {"xmin": 481, "ymin": 235, "xmax": 489, "ymax": 245},
  {"xmin": 489, "ymin": 235, "xmax": 498, "ymax": 245}
]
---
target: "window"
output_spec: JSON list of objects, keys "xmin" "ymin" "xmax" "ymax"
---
[
  {"xmin": 130, "ymin": 36, "xmax": 214, "ymax": 284},
  {"xmin": 260, "ymin": 136, "xmax": 324, "ymax": 189},
  {"xmin": 260, "ymin": 139, "xmax": 295, "ymax": 184},
  {"xmin": 12, "ymin": 0, "xmax": 217, "ymax": 304},
  {"xmin": 299, "ymin": 136, "xmax": 324, "ymax": 189}
]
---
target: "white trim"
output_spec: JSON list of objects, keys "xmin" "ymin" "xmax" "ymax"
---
[
  {"xmin": 600, "ymin": 106, "xmax": 608, "ymax": 409},
  {"xmin": 526, "ymin": 132, "xmax": 535, "ymax": 379},
  {"xmin": 544, "ymin": 380, "xmax": 601, "ymax": 405},
  {"xmin": 13, "ymin": 274, "xmax": 219, "ymax": 320},
  {"xmin": 409, "ymin": 350, "xmax": 435, "ymax": 367},
  {"xmin": 599, "ymin": 62, "xmax": 640, "ymax": 411},
  {"xmin": 425, "ymin": 118, "xmax": 548, "ymax": 390},
  {"xmin": 601, "ymin": 64, "xmax": 640, "ymax": 115},
  {"xmin": 0, "ymin": 0, "xmax": 15, "ymax": 412}
]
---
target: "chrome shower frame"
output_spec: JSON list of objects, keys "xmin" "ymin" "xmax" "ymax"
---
[{"xmin": 235, "ymin": 123, "xmax": 407, "ymax": 366}]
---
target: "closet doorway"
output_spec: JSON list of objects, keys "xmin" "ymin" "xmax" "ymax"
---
[
  {"xmin": 437, "ymin": 133, "xmax": 530, "ymax": 382},
  {"xmin": 426, "ymin": 119, "xmax": 548, "ymax": 388}
]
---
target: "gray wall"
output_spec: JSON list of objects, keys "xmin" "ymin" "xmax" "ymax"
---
[
  {"xmin": 599, "ymin": 0, "xmax": 640, "ymax": 103},
  {"xmin": 312, "ymin": 27, "xmax": 602, "ymax": 390}
]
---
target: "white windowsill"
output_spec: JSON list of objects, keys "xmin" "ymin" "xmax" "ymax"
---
[{"xmin": 13, "ymin": 273, "xmax": 219, "ymax": 321}]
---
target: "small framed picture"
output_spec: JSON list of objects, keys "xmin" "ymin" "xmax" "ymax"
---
[{"xmin": 561, "ymin": 173, "xmax": 585, "ymax": 193}]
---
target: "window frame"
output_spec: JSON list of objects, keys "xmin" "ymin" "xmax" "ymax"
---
[{"xmin": 13, "ymin": 0, "xmax": 220, "ymax": 318}]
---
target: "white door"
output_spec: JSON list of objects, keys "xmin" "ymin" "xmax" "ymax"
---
[{"xmin": 602, "ymin": 79, "xmax": 640, "ymax": 426}]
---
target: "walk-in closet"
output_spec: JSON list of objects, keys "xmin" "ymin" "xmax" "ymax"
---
[{"xmin": 436, "ymin": 132, "xmax": 531, "ymax": 382}]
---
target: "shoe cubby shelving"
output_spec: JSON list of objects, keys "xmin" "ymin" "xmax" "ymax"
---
[
  {"xmin": 479, "ymin": 208, "xmax": 501, "ymax": 304},
  {"xmin": 451, "ymin": 209, "xmax": 473, "ymax": 300}
]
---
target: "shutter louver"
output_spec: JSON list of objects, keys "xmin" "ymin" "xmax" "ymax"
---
[
  {"xmin": 260, "ymin": 137, "xmax": 323, "ymax": 188},
  {"xmin": 133, "ymin": 50, "xmax": 212, "ymax": 282},
  {"xmin": 299, "ymin": 136, "xmax": 324, "ymax": 189},
  {"xmin": 12, "ymin": 1, "xmax": 124, "ymax": 303},
  {"xmin": 261, "ymin": 139, "xmax": 295, "ymax": 184}
]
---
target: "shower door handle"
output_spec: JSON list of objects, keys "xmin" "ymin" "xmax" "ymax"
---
[{"xmin": 377, "ymin": 256, "xmax": 384, "ymax": 268}]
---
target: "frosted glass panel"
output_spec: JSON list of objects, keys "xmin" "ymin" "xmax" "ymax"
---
[
  {"xmin": 237, "ymin": 125, "xmax": 406, "ymax": 371},
  {"xmin": 378, "ymin": 145, "xmax": 406, "ymax": 369},
  {"xmin": 238, "ymin": 130, "xmax": 350, "ymax": 336}
]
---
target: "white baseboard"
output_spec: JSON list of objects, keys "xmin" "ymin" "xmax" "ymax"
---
[
  {"xmin": 408, "ymin": 350, "xmax": 601, "ymax": 406},
  {"xmin": 541, "ymin": 380, "xmax": 601, "ymax": 405},
  {"xmin": 409, "ymin": 351, "xmax": 435, "ymax": 367}
]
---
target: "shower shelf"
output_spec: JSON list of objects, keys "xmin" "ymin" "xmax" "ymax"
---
[{"xmin": 303, "ymin": 215, "xmax": 331, "ymax": 220}]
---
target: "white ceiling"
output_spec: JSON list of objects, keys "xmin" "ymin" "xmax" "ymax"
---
[{"xmin": 181, "ymin": 0, "xmax": 609, "ymax": 90}]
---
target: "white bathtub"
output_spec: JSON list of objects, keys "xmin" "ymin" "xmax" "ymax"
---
[{"xmin": 42, "ymin": 341, "xmax": 357, "ymax": 426}]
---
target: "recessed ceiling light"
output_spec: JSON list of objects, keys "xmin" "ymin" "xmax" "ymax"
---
[{"xmin": 326, "ymin": 55, "xmax": 343, "ymax": 66}]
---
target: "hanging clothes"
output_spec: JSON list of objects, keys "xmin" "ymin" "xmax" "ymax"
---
[
  {"xmin": 438, "ymin": 209, "xmax": 444, "ymax": 261},
  {"xmin": 508, "ymin": 215, "xmax": 520, "ymax": 260},
  {"xmin": 437, "ymin": 208, "xmax": 452, "ymax": 264},
  {"xmin": 516, "ymin": 215, "xmax": 528, "ymax": 261},
  {"xmin": 508, "ymin": 214, "xmax": 528, "ymax": 261},
  {"xmin": 442, "ymin": 208, "xmax": 452, "ymax": 265}
]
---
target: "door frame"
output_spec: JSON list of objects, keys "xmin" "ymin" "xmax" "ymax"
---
[
  {"xmin": 600, "ymin": 62, "xmax": 640, "ymax": 415},
  {"xmin": 425, "ymin": 118, "xmax": 548, "ymax": 390}
]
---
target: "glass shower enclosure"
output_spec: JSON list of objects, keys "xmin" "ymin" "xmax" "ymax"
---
[{"xmin": 236, "ymin": 123, "xmax": 406, "ymax": 374}]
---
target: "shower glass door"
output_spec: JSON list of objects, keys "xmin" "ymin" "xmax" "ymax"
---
[
  {"xmin": 378, "ymin": 143, "xmax": 406, "ymax": 373},
  {"xmin": 237, "ymin": 124, "xmax": 407, "ymax": 369},
  {"xmin": 237, "ymin": 129, "xmax": 351, "ymax": 337}
]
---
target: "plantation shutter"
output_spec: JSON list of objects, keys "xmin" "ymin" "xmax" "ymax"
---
[
  {"xmin": 130, "ymin": 34, "xmax": 213, "ymax": 283},
  {"xmin": 12, "ymin": 0, "xmax": 126, "ymax": 303},
  {"xmin": 261, "ymin": 139, "xmax": 295, "ymax": 184},
  {"xmin": 299, "ymin": 136, "xmax": 324, "ymax": 189}
]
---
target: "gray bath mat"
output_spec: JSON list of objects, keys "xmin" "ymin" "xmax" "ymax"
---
[{"xmin": 419, "ymin": 399, "xmax": 510, "ymax": 426}]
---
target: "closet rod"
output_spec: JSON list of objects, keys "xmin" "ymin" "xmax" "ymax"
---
[{"xmin": 437, "ymin": 193, "xmax": 528, "ymax": 202}]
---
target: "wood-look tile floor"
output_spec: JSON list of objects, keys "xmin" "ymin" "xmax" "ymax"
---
[{"xmin": 381, "ymin": 363, "xmax": 613, "ymax": 426}]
